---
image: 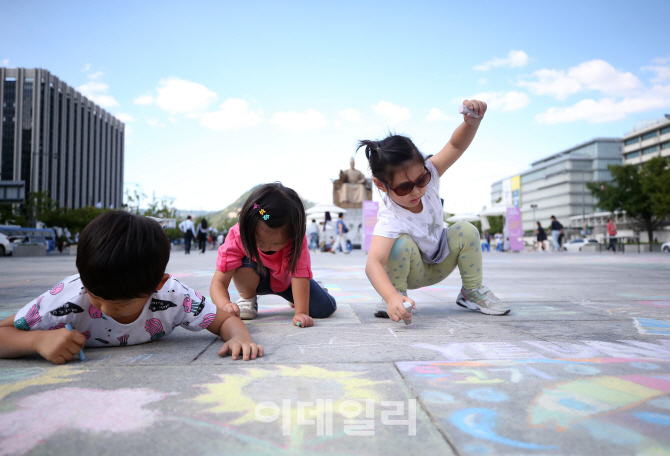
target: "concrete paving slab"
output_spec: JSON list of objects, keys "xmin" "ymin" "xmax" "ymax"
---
[
  {"xmin": 0, "ymin": 363, "xmax": 453, "ymax": 455},
  {"xmin": 396, "ymin": 344, "xmax": 670, "ymax": 455},
  {"xmin": 505, "ymin": 318, "xmax": 670, "ymax": 341}
]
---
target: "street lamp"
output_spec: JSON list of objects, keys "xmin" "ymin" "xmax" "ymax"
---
[{"xmin": 531, "ymin": 204, "xmax": 538, "ymax": 224}]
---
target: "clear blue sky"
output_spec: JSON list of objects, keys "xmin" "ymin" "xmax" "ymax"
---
[{"xmin": 2, "ymin": 0, "xmax": 669, "ymax": 213}]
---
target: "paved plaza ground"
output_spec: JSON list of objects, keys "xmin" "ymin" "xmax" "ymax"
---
[{"xmin": 1, "ymin": 248, "xmax": 669, "ymax": 455}]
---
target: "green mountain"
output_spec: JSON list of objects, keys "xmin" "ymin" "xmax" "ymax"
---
[{"xmin": 205, "ymin": 186, "xmax": 316, "ymax": 228}]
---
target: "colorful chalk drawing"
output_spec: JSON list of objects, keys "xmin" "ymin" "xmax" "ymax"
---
[
  {"xmin": 0, "ymin": 366, "xmax": 84, "ymax": 402},
  {"xmin": 398, "ymin": 353, "xmax": 670, "ymax": 455},
  {"xmin": 634, "ymin": 318, "xmax": 670, "ymax": 336},
  {"xmin": 0, "ymin": 387, "xmax": 166, "ymax": 456},
  {"xmin": 191, "ymin": 365, "xmax": 392, "ymax": 449}
]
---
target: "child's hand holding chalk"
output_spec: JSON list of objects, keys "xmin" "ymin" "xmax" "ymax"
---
[
  {"xmin": 32, "ymin": 325, "xmax": 87, "ymax": 364},
  {"xmin": 65, "ymin": 324, "xmax": 86, "ymax": 361},
  {"xmin": 292, "ymin": 313, "xmax": 313, "ymax": 328}
]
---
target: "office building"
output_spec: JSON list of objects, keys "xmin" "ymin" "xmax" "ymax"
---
[
  {"xmin": 1, "ymin": 68, "xmax": 124, "ymax": 209},
  {"xmin": 622, "ymin": 116, "xmax": 670, "ymax": 165},
  {"xmin": 491, "ymin": 138, "xmax": 622, "ymax": 232}
]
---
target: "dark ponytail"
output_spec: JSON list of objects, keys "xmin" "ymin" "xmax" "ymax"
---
[{"xmin": 357, "ymin": 134, "xmax": 425, "ymax": 184}]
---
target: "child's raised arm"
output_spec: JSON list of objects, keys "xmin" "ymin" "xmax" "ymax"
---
[
  {"xmin": 206, "ymin": 309, "xmax": 263, "ymax": 361},
  {"xmin": 429, "ymin": 99, "xmax": 487, "ymax": 177},
  {"xmin": 0, "ymin": 315, "xmax": 86, "ymax": 364},
  {"xmin": 209, "ymin": 269, "xmax": 240, "ymax": 317}
]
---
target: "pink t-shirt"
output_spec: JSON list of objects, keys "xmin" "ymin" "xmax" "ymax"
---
[{"xmin": 216, "ymin": 224, "xmax": 313, "ymax": 293}]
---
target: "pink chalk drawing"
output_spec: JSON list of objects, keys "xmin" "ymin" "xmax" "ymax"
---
[
  {"xmin": 49, "ymin": 323, "xmax": 66, "ymax": 330},
  {"xmin": 88, "ymin": 306, "xmax": 103, "ymax": 319},
  {"xmin": 183, "ymin": 294, "xmax": 193, "ymax": 313},
  {"xmin": 14, "ymin": 303, "xmax": 42, "ymax": 331},
  {"xmin": 145, "ymin": 318, "xmax": 165, "ymax": 341},
  {"xmin": 199, "ymin": 313, "xmax": 216, "ymax": 329},
  {"xmin": 49, "ymin": 282, "xmax": 64, "ymax": 295},
  {"xmin": 0, "ymin": 387, "xmax": 165, "ymax": 456}
]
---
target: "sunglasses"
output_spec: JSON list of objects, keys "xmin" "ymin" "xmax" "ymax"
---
[{"xmin": 384, "ymin": 168, "xmax": 431, "ymax": 196}]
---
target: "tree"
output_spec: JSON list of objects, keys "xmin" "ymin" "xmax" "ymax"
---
[{"xmin": 587, "ymin": 156, "xmax": 670, "ymax": 243}]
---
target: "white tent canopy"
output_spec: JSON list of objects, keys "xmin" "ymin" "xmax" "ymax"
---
[
  {"xmin": 305, "ymin": 204, "xmax": 347, "ymax": 216},
  {"xmin": 446, "ymin": 213, "xmax": 480, "ymax": 223},
  {"xmin": 478, "ymin": 205, "xmax": 508, "ymax": 217}
]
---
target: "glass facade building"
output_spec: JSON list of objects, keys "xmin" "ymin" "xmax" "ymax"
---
[
  {"xmin": 0, "ymin": 68, "xmax": 124, "ymax": 209},
  {"xmin": 622, "ymin": 117, "xmax": 670, "ymax": 165},
  {"xmin": 491, "ymin": 138, "xmax": 622, "ymax": 232}
]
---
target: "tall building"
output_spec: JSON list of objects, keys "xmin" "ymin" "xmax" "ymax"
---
[
  {"xmin": 0, "ymin": 68, "xmax": 124, "ymax": 209},
  {"xmin": 491, "ymin": 138, "xmax": 622, "ymax": 232},
  {"xmin": 622, "ymin": 116, "xmax": 670, "ymax": 165}
]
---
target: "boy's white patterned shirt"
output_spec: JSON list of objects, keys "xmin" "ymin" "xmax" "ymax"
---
[{"xmin": 13, "ymin": 274, "xmax": 217, "ymax": 347}]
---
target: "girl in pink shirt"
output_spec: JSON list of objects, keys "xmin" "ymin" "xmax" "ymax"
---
[{"xmin": 210, "ymin": 183, "xmax": 336, "ymax": 328}]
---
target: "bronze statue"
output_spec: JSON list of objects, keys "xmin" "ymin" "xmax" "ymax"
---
[{"xmin": 333, "ymin": 158, "xmax": 372, "ymax": 208}]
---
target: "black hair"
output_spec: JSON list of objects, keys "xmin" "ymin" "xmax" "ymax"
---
[
  {"xmin": 76, "ymin": 211, "xmax": 170, "ymax": 300},
  {"xmin": 200, "ymin": 218, "xmax": 208, "ymax": 230},
  {"xmin": 238, "ymin": 183, "xmax": 306, "ymax": 276},
  {"xmin": 357, "ymin": 134, "xmax": 425, "ymax": 185}
]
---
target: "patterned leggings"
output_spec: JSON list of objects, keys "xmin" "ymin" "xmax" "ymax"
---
[{"xmin": 385, "ymin": 222, "xmax": 483, "ymax": 292}]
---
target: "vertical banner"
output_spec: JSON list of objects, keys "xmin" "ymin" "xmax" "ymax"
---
[
  {"xmin": 506, "ymin": 207, "xmax": 524, "ymax": 251},
  {"xmin": 511, "ymin": 175, "xmax": 521, "ymax": 208},
  {"xmin": 501, "ymin": 178, "xmax": 512, "ymax": 207},
  {"xmin": 362, "ymin": 201, "xmax": 379, "ymax": 252}
]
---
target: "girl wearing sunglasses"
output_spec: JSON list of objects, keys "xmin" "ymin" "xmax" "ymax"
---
[{"xmin": 360, "ymin": 99, "xmax": 510, "ymax": 323}]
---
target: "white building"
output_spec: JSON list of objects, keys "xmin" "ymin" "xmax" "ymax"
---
[{"xmin": 622, "ymin": 116, "xmax": 670, "ymax": 165}]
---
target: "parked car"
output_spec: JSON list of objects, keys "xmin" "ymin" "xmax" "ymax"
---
[
  {"xmin": 662, "ymin": 241, "xmax": 670, "ymax": 253},
  {"xmin": 9, "ymin": 235, "xmax": 48, "ymax": 254},
  {"xmin": 564, "ymin": 238, "xmax": 599, "ymax": 252},
  {"xmin": 0, "ymin": 233, "xmax": 9, "ymax": 256}
]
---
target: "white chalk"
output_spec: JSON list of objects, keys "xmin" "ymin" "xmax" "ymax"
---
[
  {"xmin": 459, "ymin": 105, "xmax": 481, "ymax": 118},
  {"xmin": 402, "ymin": 302, "xmax": 413, "ymax": 325}
]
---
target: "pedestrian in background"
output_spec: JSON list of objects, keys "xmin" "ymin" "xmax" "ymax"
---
[
  {"xmin": 197, "ymin": 218, "xmax": 209, "ymax": 254},
  {"xmin": 550, "ymin": 216, "xmax": 563, "ymax": 252},
  {"xmin": 333, "ymin": 213, "xmax": 349, "ymax": 254},
  {"xmin": 178, "ymin": 215, "xmax": 195, "ymax": 254},
  {"xmin": 482, "ymin": 230, "xmax": 491, "ymax": 252},
  {"xmin": 607, "ymin": 217, "xmax": 617, "ymax": 253},
  {"xmin": 535, "ymin": 222, "xmax": 547, "ymax": 251},
  {"xmin": 307, "ymin": 219, "xmax": 319, "ymax": 252}
]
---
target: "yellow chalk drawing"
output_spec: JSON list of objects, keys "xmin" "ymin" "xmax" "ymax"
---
[
  {"xmin": 192, "ymin": 365, "xmax": 388, "ymax": 426},
  {"xmin": 0, "ymin": 366, "xmax": 85, "ymax": 401}
]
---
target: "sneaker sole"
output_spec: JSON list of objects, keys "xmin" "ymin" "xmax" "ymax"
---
[
  {"xmin": 239, "ymin": 310, "xmax": 258, "ymax": 320},
  {"xmin": 456, "ymin": 298, "xmax": 510, "ymax": 316},
  {"xmin": 374, "ymin": 309, "xmax": 389, "ymax": 318}
]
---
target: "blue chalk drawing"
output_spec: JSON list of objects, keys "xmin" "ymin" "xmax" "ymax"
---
[
  {"xmin": 563, "ymin": 364, "xmax": 600, "ymax": 375},
  {"xmin": 466, "ymin": 388, "xmax": 509, "ymax": 403},
  {"xmin": 634, "ymin": 412, "xmax": 670, "ymax": 426},
  {"xmin": 579, "ymin": 420, "xmax": 643, "ymax": 445},
  {"xmin": 635, "ymin": 318, "xmax": 670, "ymax": 335},
  {"xmin": 449, "ymin": 408, "xmax": 557, "ymax": 450},
  {"xmin": 649, "ymin": 397, "xmax": 670, "ymax": 410},
  {"xmin": 628, "ymin": 362, "xmax": 659, "ymax": 370},
  {"xmin": 420, "ymin": 390, "xmax": 455, "ymax": 404},
  {"xmin": 558, "ymin": 397, "xmax": 596, "ymax": 412}
]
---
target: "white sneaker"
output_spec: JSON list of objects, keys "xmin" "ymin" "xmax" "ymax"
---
[
  {"xmin": 456, "ymin": 286, "xmax": 510, "ymax": 316},
  {"xmin": 237, "ymin": 296, "xmax": 258, "ymax": 320},
  {"xmin": 374, "ymin": 291, "xmax": 407, "ymax": 318}
]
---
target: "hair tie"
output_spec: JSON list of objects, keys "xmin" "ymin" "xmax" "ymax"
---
[{"xmin": 258, "ymin": 208, "xmax": 270, "ymax": 220}]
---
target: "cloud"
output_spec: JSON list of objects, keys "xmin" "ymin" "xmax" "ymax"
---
[
  {"xmin": 474, "ymin": 50, "xmax": 529, "ymax": 71},
  {"xmin": 88, "ymin": 71, "xmax": 104, "ymax": 80},
  {"xmin": 642, "ymin": 57, "xmax": 670, "ymax": 83},
  {"xmin": 147, "ymin": 118, "xmax": 165, "ymax": 128},
  {"xmin": 425, "ymin": 108, "xmax": 456, "ymax": 122},
  {"xmin": 339, "ymin": 108, "xmax": 362, "ymax": 123},
  {"xmin": 82, "ymin": 63, "xmax": 91, "ymax": 72},
  {"xmin": 154, "ymin": 78, "xmax": 218, "ymax": 115},
  {"xmin": 200, "ymin": 98, "xmax": 263, "ymax": 130},
  {"xmin": 470, "ymin": 91, "xmax": 530, "ymax": 112},
  {"xmin": 115, "ymin": 113, "xmax": 134, "ymax": 123},
  {"xmin": 2, "ymin": 59, "xmax": 9, "ymax": 66},
  {"xmin": 535, "ymin": 91, "xmax": 670, "ymax": 124},
  {"xmin": 372, "ymin": 101, "xmax": 411, "ymax": 125},
  {"xmin": 76, "ymin": 81, "xmax": 119, "ymax": 108},
  {"xmin": 518, "ymin": 59, "xmax": 643, "ymax": 100},
  {"xmin": 270, "ymin": 109, "xmax": 326, "ymax": 132},
  {"xmin": 133, "ymin": 95, "xmax": 155, "ymax": 105}
]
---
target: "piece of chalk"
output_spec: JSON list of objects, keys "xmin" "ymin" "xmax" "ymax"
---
[
  {"xmin": 458, "ymin": 105, "xmax": 481, "ymax": 119},
  {"xmin": 402, "ymin": 302, "xmax": 413, "ymax": 325},
  {"xmin": 296, "ymin": 321, "xmax": 302, "ymax": 327},
  {"xmin": 64, "ymin": 323, "xmax": 86, "ymax": 361}
]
